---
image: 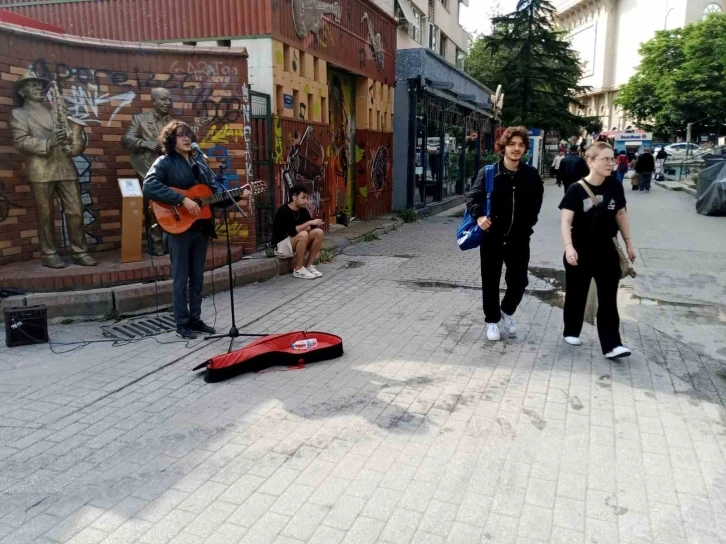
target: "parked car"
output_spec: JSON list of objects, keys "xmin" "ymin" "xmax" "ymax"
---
[{"xmin": 662, "ymin": 143, "xmax": 703, "ymax": 156}]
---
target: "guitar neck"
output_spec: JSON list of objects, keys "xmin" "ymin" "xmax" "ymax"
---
[{"xmin": 197, "ymin": 186, "xmax": 245, "ymax": 207}]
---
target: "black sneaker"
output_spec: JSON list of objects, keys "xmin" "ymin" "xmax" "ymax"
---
[
  {"xmin": 188, "ymin": 319, "xmax": 215, "ymax": 334},
  {"xmin": 176, "ymin": 326, "xmax": 198, "ymax": 340}
]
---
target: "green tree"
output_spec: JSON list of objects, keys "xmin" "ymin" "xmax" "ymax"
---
[
  {"xmin": 465, "ymin": 0, "xmax": 593, "ymax": 137},
  {"xmin": 616, "ymin": 13, "xmax": 726, "ymax": 138}
]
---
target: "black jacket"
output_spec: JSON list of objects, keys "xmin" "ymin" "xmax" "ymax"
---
[
  {"xmin": 557, "ymin": 152, "xmax": 589, "ymax": 187},
  {"xmin": 465, "ymin": 161, "xmax": 544, "ymax": 239},
  {"xmin": 635, "ymin": 153, "xmax": 655, "ymax": 173},
  {"xmin": 143, "ymin": 152, "xmax": 219, "ymax": 237}
]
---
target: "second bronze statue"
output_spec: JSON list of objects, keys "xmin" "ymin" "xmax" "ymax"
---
[{"xmin": 121, "ymin": 88, "xmax": 212, "ymax": 256}]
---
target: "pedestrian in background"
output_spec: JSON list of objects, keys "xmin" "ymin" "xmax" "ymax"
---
[
  {"xmin": 551, "ymin": 149, "xmax": 564, "ymax": 182},
  {"xmin": 557, "ymin": 144, "xmax": 589, "ymax": 192},
  {"xmin": 636, "ymin": 147, "xmax": 655, "ymax": 192},
  {"xmin": 616, "ymin": 150, "xmax": 629, "ymax": 184},
  {"xmin": 655, "ymin": 146, "xmax": 668, "ymax": 181},
  {"xmin": 466, "ymin": 126, "xmax": 544, "ymax": 342},
  {"xmin": 559, "ymin": 141, "xmax": 636, "ymax": 359}
]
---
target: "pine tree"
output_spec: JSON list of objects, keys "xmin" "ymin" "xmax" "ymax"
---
[{"xmin": 466, "ymin": 0, "xmax": 599, "ymax": 136}]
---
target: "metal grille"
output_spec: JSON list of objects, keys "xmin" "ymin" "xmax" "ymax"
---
[
  {"xmin": 102, "ymin": 314, "xmax": 176, "ymax": 340},
  {"xmin": 250, "ymin": 91, "xmax": 275, "ymax": 250}
]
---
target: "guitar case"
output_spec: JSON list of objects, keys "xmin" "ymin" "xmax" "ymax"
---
[{"xmin": 193, "ymin": 331, "xmax": 344, "ymax": 382}]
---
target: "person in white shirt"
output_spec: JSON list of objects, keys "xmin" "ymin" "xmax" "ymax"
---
[{"xmin": 551, "ymin": 149, "xmax": 565, "ymax": 183}]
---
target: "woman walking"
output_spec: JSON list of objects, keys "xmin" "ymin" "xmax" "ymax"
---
[
  {"xmin": 559, "ymin": 142, "xmax": 636, "ymax": 359},
  {"xmin": 466, "ymin": 126, "xmax": 544, "ymax": 341}
]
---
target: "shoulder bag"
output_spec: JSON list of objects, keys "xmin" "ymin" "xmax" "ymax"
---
[
  {"xmin": 457, "ymin": 164, "xmax": 495, "ymax": 251},
  {"xmin": 577, "ymin": 180, "xmax": 636, "ymax": 279}
]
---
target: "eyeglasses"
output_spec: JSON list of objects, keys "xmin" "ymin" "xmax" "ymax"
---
[
  {"xmin": 176, "ymin": 130, "xmax": 192, "ymax": 138},
  {"xmin": 596, "ymin": 157, "xmax": 616, "ymax": 164}
]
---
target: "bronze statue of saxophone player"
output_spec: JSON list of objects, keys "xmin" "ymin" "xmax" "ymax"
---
[{"xmin": 9, "ymin": 72, "xmax": 96, "ymax": 269}]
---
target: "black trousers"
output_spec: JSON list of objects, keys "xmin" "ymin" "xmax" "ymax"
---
[
  {"xmin": 167, "ymin": 228, "xmax": 209, "ymax": 327},
  {"xmin": 563, "ymin": 248, "xmax": 622, "ymax": 353},
  {"xmin": 480, "ymin": 234, "xmax": 530, "ymax": 323}
]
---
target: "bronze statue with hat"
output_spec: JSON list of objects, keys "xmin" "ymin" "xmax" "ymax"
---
[{"xmin": 9, "ymin": 71, "xmax": 97, "ymax": 268}]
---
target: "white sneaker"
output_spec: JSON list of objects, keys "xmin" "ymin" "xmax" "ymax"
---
[
  {"xmin": 487, "ymin": 323, "xmax": 501, "ymax": 341},
  {"xmin": 564, "ymin": 336, "xmax": 582, "ymax": 346},
  {"xmin": 308, "ymin": 265, "xmax": 323, "ymax": 278},
  {"xmin": 605, "ymin": 346, "xmax": 631, "ymax": 359},
  {"xmin": 293, "ymin": 266, "xmax": 316, "ymax": 279},
  {"xmin": 501, "ymin": 312, "xmax": 517, "ymax": 336}
]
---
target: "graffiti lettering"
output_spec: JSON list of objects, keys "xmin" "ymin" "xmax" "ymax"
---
[
  {"xmin": 241, "ymin": 83, "xmax": 253, "ymax": 185},
  {"xmin": 199, "ymin": 124, "xmax": 244, "ymax": 146},
  {"xmin": 63, "ymin": 85, "xmax": 136, "ymax": 126}
]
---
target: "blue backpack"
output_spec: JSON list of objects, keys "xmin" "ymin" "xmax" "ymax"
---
[{"xmin": 456, "ymin": 164, "xmax": 495, "ymax": 251}]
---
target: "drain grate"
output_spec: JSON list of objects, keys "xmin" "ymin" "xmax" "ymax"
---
[{"xmin": 102, "ymin": 313, "xmax": 177, "ymax": 340}]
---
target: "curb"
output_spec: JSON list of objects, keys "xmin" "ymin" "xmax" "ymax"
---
[
  {"xmin": 0, "ymin": 217, "xmax": 403, "ymax": 322},
  {"xmin": 655, "ymin": 180, "xmax": 697, "ymax": 196},
  {"xmin": 413, "ymin": 195, "xmax": 466, "ymax": 219}
]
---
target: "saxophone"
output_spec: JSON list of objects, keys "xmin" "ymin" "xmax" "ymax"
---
[{"xmin": 49, "ymin": 81, "xmax": 86, "ymax": 155}]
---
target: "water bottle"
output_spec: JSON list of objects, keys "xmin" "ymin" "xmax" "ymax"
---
[{"xmin": 291, "ymin": 338, "xmax": 318, "ymax": 350}]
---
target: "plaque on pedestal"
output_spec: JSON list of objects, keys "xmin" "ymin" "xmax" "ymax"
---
[{"xmin": 118, "ymin": 178, "xmax": 144, "ymax": 263}]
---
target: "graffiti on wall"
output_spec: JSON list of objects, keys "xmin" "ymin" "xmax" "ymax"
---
[
  {"xmin": 281, "ymin": 126, "xmax": 325, "ymax": 217},
  {"xmin": 328, "ymin": 73, "xmax": 353, "ymax": 224},
  {"xmin": 241, "ymin": 83, "xmax": 253, "ymax": 189},
  {"xmin": 292, "ymin": 0, "xmax": 341, "ymax": 39}
]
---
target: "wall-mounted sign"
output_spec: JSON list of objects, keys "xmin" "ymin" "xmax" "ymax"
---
[
  {"xmin": 615, "ymin": 132, "xmax": 653, "ymax": 141},
  {"xmin": 283, "ymin": 94, "xmax": 294, "ymax": 110}
]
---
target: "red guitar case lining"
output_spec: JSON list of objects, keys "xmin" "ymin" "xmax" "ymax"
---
[{"xmin": 194, "ymin": 331, "xmax": 344, "ymax": 382}]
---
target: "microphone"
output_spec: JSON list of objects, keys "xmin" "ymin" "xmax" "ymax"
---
[{"xmin": 191, "ymin": 142, "xmax": 208, "ymax": 160}]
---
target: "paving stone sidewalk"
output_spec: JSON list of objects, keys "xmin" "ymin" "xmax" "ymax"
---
[{"xmin": 1, "ymin": 202, "xmax": 725, "ymax": 544}]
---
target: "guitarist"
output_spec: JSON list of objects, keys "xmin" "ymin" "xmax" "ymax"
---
[{"xmin": 143, "ymin": 120, "xmax": 245, "ymax": 339}]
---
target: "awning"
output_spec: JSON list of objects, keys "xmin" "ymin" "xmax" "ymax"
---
[{"xmin": 396, "ymin": 0, "xmax": 417, "ymax": 27}]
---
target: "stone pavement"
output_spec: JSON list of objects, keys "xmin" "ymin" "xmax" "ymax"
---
[{"xmin": 1, "ymin": 182, "xmax": 726, "ymax": 544}]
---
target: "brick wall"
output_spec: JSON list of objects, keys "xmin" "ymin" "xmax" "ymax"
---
[{"xmin": 0, "ymin": 25, "xmax": 253, "ymax": 265}]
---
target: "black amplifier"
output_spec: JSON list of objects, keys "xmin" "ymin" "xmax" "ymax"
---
[{"xmin": 4, "ymin": 305, "xmax": 49, "ymax": 347}]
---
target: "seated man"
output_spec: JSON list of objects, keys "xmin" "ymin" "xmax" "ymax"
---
[{"xmin": 272, "ymin": 185, "xmax": 325, "ymax": 279}]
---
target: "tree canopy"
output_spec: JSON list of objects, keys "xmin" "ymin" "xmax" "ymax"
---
[
  {"xmin": 465, "ymin": 0, "xmax": 598, "ymax": 137},
  {"xmin": 616, "ymin": 13, "xmax": 726, "ymax": 138}
]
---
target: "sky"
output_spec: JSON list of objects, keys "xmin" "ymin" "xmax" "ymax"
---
[{"xmin": 459, "ymin": 0, "xmax": 520, "ymax": 35}]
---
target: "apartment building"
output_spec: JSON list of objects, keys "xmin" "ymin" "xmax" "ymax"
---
[
  {"xmin": 373, "ymin": 0, "xmax": 493, "ymax": 211},
  {"xmin": 554, "ymin": 0, "xmax": 724, "ymax": 132}
]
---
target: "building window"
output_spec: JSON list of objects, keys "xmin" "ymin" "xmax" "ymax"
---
[
  {"xmin": 599, "ymin": 105, "xmax": 606, "ymax": 115},
  {"xmin": 703, "ymin": 3, "xmax": 722, "ymax": 19},
  {"xmin": 440, "ymin": 0, "xmax": 449, "ymax": 10},
  {"xmin": 439, "ymin": 32, "xmax": 448, "ymax": 58},
  {"xmin": 456, "ymin": 48, "xmax": 465, "ymax": 70},
  {"xmin": 429, "ymin": 23, "xmax": 438, "ymax": 52},
  {"xmin": 397, "ymin": 0, "xmax": 424, "ymax": 45}
]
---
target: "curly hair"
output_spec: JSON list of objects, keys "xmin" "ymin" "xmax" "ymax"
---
[
  {"xmin": 158, "ymin": 120, "xmax": 197, "ymax": 156},
  {"xmin": 496, "ymin": 126, "xmax": 530, "ymax": 154}
]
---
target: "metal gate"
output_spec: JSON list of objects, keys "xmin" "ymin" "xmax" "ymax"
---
[{"xmin": 250, "ymin": 91, "xmax": 274, "ymax": 250}]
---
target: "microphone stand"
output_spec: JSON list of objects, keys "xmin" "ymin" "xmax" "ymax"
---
[{"xmin": 204, "ymin": 160, "xmax": 266, "ymax": 351}]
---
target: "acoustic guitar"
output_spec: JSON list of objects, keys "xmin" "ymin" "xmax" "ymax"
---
[{"xmin": 152, "ymin": 180, "xmax": 266, "ymax": 234}]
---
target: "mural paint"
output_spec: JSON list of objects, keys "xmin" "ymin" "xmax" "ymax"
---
[
  {"xmin": 361, "ymin": 13, "xmax": 384, "ymax": 73},
  {"xmin": 328, "ymin": 71, "xmax": 355, "ymax": 224},
  {"xmin": 281, "ymin": 126, "xmax": 325, "ymax": 217},
  {"xmin": 291, "ymin": 0, "xmax": 341, "ymax": 39},
  {"xmin": 199, "ymin": 124, "xmax": 244, "ymax": 146}
]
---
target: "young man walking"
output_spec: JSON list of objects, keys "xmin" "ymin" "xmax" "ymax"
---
[
  {"xmin": 557, "ymin": 144, "xmax": 589, "ymax": 191},
  {"xmin": 465, "ymin": 126, "xmax": 544, "ymax": 341},
  {"xmin": 272, "ymin": 185, "xmax": 325, "ymax": 279}
]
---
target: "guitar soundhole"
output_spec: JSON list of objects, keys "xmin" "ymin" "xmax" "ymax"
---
[{"xmin": 193, "ymin": 199, "xmax": 203, "ymax": 205}]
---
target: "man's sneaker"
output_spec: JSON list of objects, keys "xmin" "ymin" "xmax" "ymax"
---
[
  {"xmin": 605, "ymin": 346, "xmax": 631, "ymax": 359},
  {"xmin": 487, "ymin": 323, "xmax": 501, "ymax": 341},
  {"xmin": 293, "ymin": 267, "xmax": 316, "ymax": 279},
  {"xmin": 176, "ymin": 326, "xmax": 197, "ymax": 340},
  {"xmin": 564, "ymin": 336, "xmax": 582, "ymax": 346},
  {"xmin": 308, "ymin": 265, "xmax": 323, "ymax": 278},
  {"xmin": 501, "ymin": 312, "xmax": 517, "ymax": 336},
  {"xmin": 188, "ymin": 319, "xmax": 215, "ymax": 334}
]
